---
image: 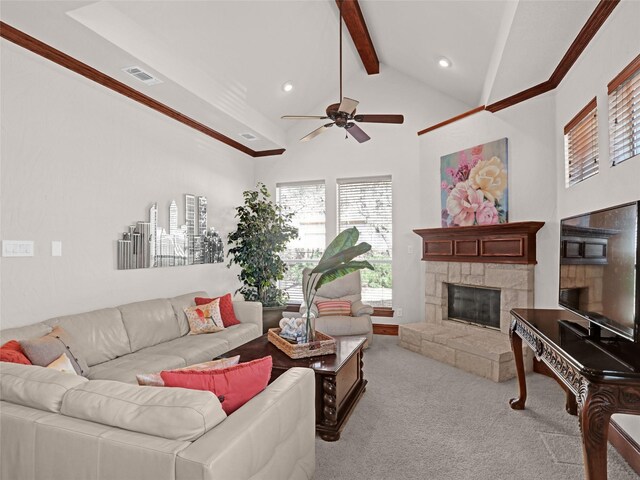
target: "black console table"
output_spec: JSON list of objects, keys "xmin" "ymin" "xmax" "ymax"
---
[{"xmin": 509, "ymin": 309, "xmax": 640, "ymax": 480}]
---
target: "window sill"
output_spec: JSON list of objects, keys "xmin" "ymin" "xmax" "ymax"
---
[{"xmin": 285, "ymin": 303, "xmax": 394, "ymax": 317}]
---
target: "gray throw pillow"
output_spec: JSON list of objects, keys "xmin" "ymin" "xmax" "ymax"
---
[{"xmin": 20, "ymin": 326, "xmax": 89, "ymax": 376}]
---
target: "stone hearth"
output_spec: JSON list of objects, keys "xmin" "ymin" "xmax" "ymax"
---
[
  {"xmin": 403, "ymin": 222, "xmax": 543, "ymax": 382},
  {"xmin": 400, "ymin": 260, "xmax": 536, "ymax": 382}
]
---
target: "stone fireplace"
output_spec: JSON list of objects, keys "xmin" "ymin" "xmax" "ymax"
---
[{"xmin": 399, "ymin": 222, "xmax": 544, "ymax": 382}]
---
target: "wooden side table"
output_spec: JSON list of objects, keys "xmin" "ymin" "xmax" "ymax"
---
[{"xmin": 509, "ymin": 309, "xmax": 640, "ymax": 480}]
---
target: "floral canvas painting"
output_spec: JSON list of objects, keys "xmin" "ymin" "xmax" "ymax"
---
[{"xmin": 440, "ymin": 138, "xmax": 508, "ymax": 227}]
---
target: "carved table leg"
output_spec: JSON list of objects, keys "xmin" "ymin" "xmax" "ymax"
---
[
  {"xmin": 577, "ymin": 381, "xmax": 615, "ymax": 480},
  {"xmin": 320, "ymin": 376, "xmax": 339, "ymax": 441},
  {"xmin": 566, "ymin": 391, "xmax": 578, "ymax": 416},
  {"xmin": 509, "ymin": 318, "xmax": 527, "ymax": 410}
]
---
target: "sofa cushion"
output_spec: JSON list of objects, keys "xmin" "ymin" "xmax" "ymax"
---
[
  {"xmin": 211, "ymin": 323, "xmax": 261, "ymax": 350},
  {"xmin": 184, "ymin": 300, "xmax": 225, "ymax": 335},
  {"xmin": 118, "ymin": 299, "xmax": 181, "ymax": 352},
  {"xmin": 88, "ymin": 353, "xmax": 186, "ymax": 384},
  {"xmin": 161, "ymin": 356, "xmax": 272, "ymax": 415},
  {"xmin": 317, "ymin": 300, "xmax": 352, "ymax": 317},
  {"xmin": 195, "ymin": 293, "xmax": 241, "ymax": 327},
  {"xmin": 45, "ymin": 307, "xmax": 130, "ymax": 367},
  {"xmin": 0, "ymin": 340, "xmax": 32, "ymax": 365},
  {"xmin": 0, "ymin": 363, "xmax": 88, "ymax": 412},
  {"xmin": 169, "ymin": 291, "xmax": 209, "ymax": 336},
  {"xmin": 61, "ymin": 379, "xmax": 227, "ymax": 441},
  {"xmin": 0, "ymin": 323, "xmax": 52, "ymax": 345},
  {"xmin": 20, "ymin": 326, "xmax": 89, "ymax": 376},
  {"xmin": 314, "ymin": 314, "xmax": 372, "ymax": 337},
  {"xmin": 46, "ymin": 353, "xmax": 78, "ymax": 374},
  {"xmin": 138, "ymin": 334, "xmax": 231, "ymax": 366}
]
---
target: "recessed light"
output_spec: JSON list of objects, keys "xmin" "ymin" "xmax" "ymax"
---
[
  {"xmin": 282, "ymin": 82, "xmax": 294, "ymax": 92},
  {"xmin": 438, "ymin": 57, "xmax": 451, "ymax": 68}
]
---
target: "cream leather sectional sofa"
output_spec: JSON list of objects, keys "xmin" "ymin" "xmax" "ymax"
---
[{"xmin": 0, "ymin": 292, "xmax": 316, "ymax": 480}]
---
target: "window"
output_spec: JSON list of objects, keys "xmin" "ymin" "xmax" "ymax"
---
[
  {"xmin": 564, "ymin": 98, "xmax": 599, "ymax": 187},
  {"xmin": 276, "ymin": 181, "xmax": 326, "ymax": 303},
  {"xmin": 337, "ymin": 176, "xmax": 392, "ymax": 307},
  {"xmin": 609, "ymin": 55, "xmax": 640, "ymax": 166}
]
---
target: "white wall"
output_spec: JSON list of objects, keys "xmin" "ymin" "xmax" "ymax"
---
[
  {"xmin": 552, "ymin": 0, "xmax": 640, "ymax": 442},
  {"xmin": 0, "ymin": 42, "xmax": 255, "ymax": 328},
  {"xmin": 418, "ymin": 94, "xmax": 559, "ymax": 308},
  {"xmin": 255, "ymin": 67, "xmax": 469, "ymax": 325},
  {"xmin": 554, "ymin": 1, "xmax": 640, "ymax": 217}
]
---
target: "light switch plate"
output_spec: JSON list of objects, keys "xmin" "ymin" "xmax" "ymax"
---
[
  {"xmin": 52, "ymin": 241, "xmax": 62, "ymax": 257},
  {"xmin": 2, "ymin": 240, "xmax": 34, "ymax": 257}
]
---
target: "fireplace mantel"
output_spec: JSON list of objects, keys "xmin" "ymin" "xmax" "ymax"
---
[{"xmin": 413, "ymin": 221, "xmax": 545, "ymax": 264}]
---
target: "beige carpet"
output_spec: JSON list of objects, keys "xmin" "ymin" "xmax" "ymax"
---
[{"xmin": 315, "ymin": 335, "xmax": 638, "ymax": 480}]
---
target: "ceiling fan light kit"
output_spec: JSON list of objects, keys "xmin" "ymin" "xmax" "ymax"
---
[{"xmin": 281, "ymin": 0, "xmax": 404, "ymax": 143}]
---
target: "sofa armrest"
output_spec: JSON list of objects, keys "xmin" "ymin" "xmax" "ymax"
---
[
  {"xmin": 351, "ymin": 300, "xmax": 374, "ymax": 317},
  {"xmin": 176, "ymin": 368, "xmax": 315, "ymax": 480},
  {"xmin": 298, "ymin": 303, "xmax": 318, "ymax": 318},
  {"xmin": 232, "ymin": 301, "xmax": 262, "ymax": 332}
]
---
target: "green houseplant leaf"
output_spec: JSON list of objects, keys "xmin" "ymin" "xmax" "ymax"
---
[
  {"xmin": 311, "ymin": 242, "xmax": 372, "ymax": 274},
  {"xmin": 227, "ymin": 183, "xmax": 298, "ymax": 307},
  {"xmin": 302, "ymin": 227, "xmax": 375, "ymax": 342},
  {"xmin": 316, "ymin": 227, "xmax": 359, "ymax": 264},
  {"xmin": 315, "ymin": 261, "xmax": 375, "ymax": 290}
]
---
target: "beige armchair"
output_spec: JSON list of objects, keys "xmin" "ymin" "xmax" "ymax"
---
[{"xmin": 300, "ymin": 268, "xmax": 374, "ymax": 347}]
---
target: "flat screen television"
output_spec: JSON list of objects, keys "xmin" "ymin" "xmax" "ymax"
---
[{"xmin": 559, "ymin": 201, "xmax": 639, "ymax": 343}]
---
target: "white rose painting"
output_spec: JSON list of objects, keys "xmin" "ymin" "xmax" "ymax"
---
[{"xmin": 440, "ymin": 138, "xmax": 508, "ymax": 227}]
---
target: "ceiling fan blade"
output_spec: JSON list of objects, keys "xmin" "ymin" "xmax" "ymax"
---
[
  {"xmin": 345, "ymin": 123, "xmax": 371, "ymax": 143},
  {"xmin": 282, "ymin": 115, "xmax": 329, "ymax": 120},
  {"xmin": 300, "ymin": 123, "xmax": 334, "ymax": 142},
  {"xmin": 338, "ymin": 97, "xmax": 359, "ymax": 115},
  {"xmin": 354, "ymin": 114, "xmax": 404, "ymax": 124}
]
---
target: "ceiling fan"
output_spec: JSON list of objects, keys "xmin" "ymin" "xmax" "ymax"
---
[{"xmin": 281, "ymin": 0, "xmax": 404, "ymax": 143}]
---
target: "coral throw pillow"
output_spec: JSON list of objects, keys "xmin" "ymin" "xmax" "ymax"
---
[
  {"xmin": 184, "ymin": 299, "xmax": 225, "ymax": 335},
  {"xmin": 136, "ymin": 355, "xmax": 241, "ymax": 387},
  {"xmin": 317, "ymin": 300, "xmax": 352, "ymax": 317},
  {"xmin": 161, "ymin": 356, "xmax": 272, "ymax": 415},
  {"xmin": 195, "ymin": 293, "xmax": 241, "ymax": 327},
  {"xmin": 0, "ymin": 340, "xmax": 32, "ymax": 365}
]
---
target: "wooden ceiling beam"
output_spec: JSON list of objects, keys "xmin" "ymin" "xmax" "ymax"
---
[{"xmin": 336, "ymin": 0, "xmax": 379, "ymax": 75}]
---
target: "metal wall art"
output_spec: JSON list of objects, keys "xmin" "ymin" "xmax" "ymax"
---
[{"xmin": 117, "ymin": 195, "xmax": 224, "ymax": 270}]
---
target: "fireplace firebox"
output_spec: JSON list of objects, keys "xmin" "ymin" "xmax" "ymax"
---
[{"xmin": 447, "ymin": 284, "xmax": 501, "ymax": 329}]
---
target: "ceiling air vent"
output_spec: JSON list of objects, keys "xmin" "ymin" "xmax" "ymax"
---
[
  {"xmin": 122, "ymin": 66, "xmax": 163, "ymax": 86},
  {"xmin": 239, "ymin": 133, "xmax": 258, "ymax": 141}
]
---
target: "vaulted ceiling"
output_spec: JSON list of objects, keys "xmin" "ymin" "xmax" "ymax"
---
[{"xmin": 0, "ymin": 0, "xmax": 600, "ymax": 154}]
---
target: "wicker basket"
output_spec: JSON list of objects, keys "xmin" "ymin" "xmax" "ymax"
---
[{"xmin": 267, "ymin": 328, "xmax": 336, "ymax": 359}]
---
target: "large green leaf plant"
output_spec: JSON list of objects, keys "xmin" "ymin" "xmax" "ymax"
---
[
  {"xmin": 227, "ymin": 183, "xmax": 298, "ymax": 307},
  {"xmin": 304, "ymin": 227, "xmax": 374, "ymax": 341}
]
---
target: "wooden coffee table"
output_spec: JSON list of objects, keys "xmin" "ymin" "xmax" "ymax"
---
[{"xmin": 223, "ymin": 334, "xmax": 367, "ymax": 441}]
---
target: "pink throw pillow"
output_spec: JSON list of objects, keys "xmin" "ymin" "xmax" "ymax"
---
[
  {"xmin": 161, "ymin": 356, "xmax": 272, "ymax": 414},
  {"xmin": 195, "ymin": 293, "xmax": 241, "ymax": 327},
  {"xmin": 317, "ymin": 300, "xmax": 352, "ymax": 317}
]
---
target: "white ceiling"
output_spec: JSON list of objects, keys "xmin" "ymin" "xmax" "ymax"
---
[{"xmin": 0, "ymin": 0, "xmax": 600, "ymax": 152}]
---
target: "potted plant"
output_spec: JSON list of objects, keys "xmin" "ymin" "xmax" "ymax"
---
[
  {"xmin": 302, "ymin": 227, "xmax": 373, "ymax": 342},
  {"xmin": 227, "ymin": 183, "xmax": 298, "ymax": 331}
]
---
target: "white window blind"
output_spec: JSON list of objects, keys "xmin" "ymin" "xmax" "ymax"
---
[
  {"xmin": 337, "ymin": 176, "xmax": 392, "ymax": 307},
  {"xmin": 276, "ymin": 181, "xmax": 326, "ymax": 303},
  {"xmin": 564, "ymin": 98, "xmax": 599, "ymax": 187},
  {"xmin": 609, "ymin": 56, "xmax": 640, "ymax": 166}
]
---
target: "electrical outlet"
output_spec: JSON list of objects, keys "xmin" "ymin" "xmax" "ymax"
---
[
  {"xmin": 407, "ymin": 245, "xmax": 415, "ymax": 254},
  {"xmin": 396, "ymin": 307, "xmax": 403, "ymax": 317},
  {"xmin": 52, "ymin": 241, "xmax": 62, "ymax": 257}
]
